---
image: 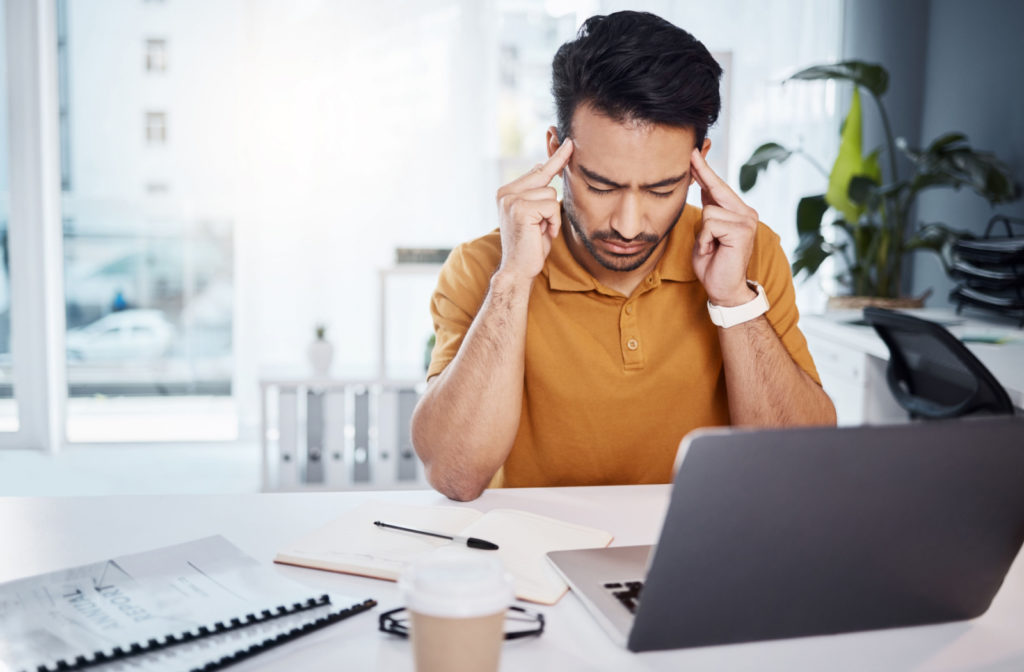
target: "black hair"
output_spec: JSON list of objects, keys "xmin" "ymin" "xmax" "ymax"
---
[{"xmin": 551, "ymin": 11, "xmax": 722, "ymax": 147}]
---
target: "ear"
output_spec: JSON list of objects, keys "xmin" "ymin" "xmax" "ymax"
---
[
  {"xmin": 687, "ymin": 138, "xmax": 713, "ymax": 193},
  {"xmin": 699, "ymin": 137, "xmax": 711, "ymax": 159},
  {"xmin": 546, "ymin": 126, "xmax": 562, "ymax": 159}
]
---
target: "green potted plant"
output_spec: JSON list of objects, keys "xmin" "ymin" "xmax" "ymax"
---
[{"xmin": 740, "ymin": 61, "xmax": 1020, "ymax": 307}]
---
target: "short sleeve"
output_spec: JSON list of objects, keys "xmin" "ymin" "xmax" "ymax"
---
[
  {"xmin": 426, "ymin": 231, "xmax": 503, "ymax": 380},
  {"xmin": 747, "ymin": 224, "xmax": 822, "ymax": 386}
]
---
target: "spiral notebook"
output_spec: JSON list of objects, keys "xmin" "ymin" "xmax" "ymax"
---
[{"xmin": 0, "ymin": 536, "xmax": 376, "ymax": 672}]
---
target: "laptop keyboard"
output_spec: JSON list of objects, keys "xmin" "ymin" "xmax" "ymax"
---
[{"xmin": 603, "ymin": 580, "xmax": 644, "ymax": 614}]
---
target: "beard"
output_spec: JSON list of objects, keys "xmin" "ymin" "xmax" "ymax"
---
[{"xmin": 563, "ymin": 189, "xmax": 686, "ymax": 273}]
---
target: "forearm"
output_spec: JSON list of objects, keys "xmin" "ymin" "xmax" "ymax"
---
[
  {"xmin": 718, "ymin": 316, "xmax": 837, "ymax": 427},
  {"xmin": 411, "ymin": 271, "xmax": 532, "ymax": 500}
]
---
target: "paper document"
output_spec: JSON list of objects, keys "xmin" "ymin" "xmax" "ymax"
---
[
  {"xmin": 275, "ymin": 501, "xmax": 613, "ymax": 605},
  {"xmin": 0, "ymin": 535, "xmax": 360, "ymax": 671}
]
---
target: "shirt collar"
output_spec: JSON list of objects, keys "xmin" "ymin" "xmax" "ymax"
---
[{"xmin": 543, "ymin": 203, "xmax": 700, "ymax": 291}]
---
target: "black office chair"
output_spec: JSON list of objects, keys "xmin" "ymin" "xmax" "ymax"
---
[{"xmin": 862, "ymin": 307, "xmax": 1015, "ymax": 420}]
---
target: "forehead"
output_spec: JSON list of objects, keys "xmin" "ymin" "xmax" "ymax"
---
[{"xmin": 569, "ymin": 105, "xmax": 697, "ymax": 183}]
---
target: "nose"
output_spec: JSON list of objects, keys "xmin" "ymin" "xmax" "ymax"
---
[{"xmin": 610, "ymin": 191, "xmax": 643, "ymax": 240}]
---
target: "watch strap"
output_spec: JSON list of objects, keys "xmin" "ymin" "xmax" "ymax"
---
[{"xmin": 707, "ymin": 281, "xmax": 770, "ymax": 328}]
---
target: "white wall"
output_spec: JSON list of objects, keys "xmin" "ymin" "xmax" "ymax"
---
[{"xmin": 911, "ymin": 0, "xmax": 1024, "ymax": 305}]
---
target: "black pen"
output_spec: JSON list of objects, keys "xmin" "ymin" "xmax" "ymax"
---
[{"xmin": 373, "ymin": 520, "xmax": 499, "ymax": 550}]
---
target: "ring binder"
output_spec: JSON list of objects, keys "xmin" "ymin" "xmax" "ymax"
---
[
  {"xmin": 2, "ymin": 537, "xmax": 376, "ymax": 672},
  {"xmin": 189, "ymin": 599, "xmax": 377, "ymax": 672},
  {"xmin": 27, "ymin": 598, "xmax": 380, "ymax": 672}
]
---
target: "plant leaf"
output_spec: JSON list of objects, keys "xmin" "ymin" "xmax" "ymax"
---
[
  {"xmin": 791, "ymin": 232, "xmax": 831, "ymax": 279},
  {"xmin": 927, "ymin": 132, "xmax": 967, "ymax": 150},
  {"xmin": 739, "ymin": 142, "xmax": 793, "ymax": 192},
  {"xmin": 796, "ymin": 195, "xmax": 829, "ymax": 235},
  {"xmin": 826, "ymin": 89, "xmax": 882, "ymax": 221},
  {"xmin": 902, "ymin": 134, "xmax": 1022, "ymax": 204},
  {"xmin": 787, "ymin": 60, "xmax": 889, "ymax": 97},
  {"xmin": 862, "ymin": 149, "xmax": 883, "ymax": 196},
  {"xmin": 848, "ymin": 174, "xmax": 880, "ymax": 207}
]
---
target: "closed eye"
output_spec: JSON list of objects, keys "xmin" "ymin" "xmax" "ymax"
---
[{"xmin": 586, "ymin": 184, "xmax": 675, "ymax": 198}]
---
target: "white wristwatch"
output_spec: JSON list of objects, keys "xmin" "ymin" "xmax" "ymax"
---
[{"xmin": 707, "ymin": 281, "xmax": 770, "ymax": 328}]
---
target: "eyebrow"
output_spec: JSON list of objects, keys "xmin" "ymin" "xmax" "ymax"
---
[{"xmin": 578, "ymin": 164, "xmax": 689, "ymax": 190}]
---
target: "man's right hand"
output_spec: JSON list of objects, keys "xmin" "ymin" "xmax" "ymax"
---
[
  {"xmin": 413, "ymin": 139, "xmax": 572, "ymax": 501},
  {"xmin": 494, "ymin": 139, "xmax": 574, "ymax": 283}
]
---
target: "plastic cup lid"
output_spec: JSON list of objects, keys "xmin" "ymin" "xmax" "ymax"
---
[{"xmin": 399, "ymin": 548, "xmax": 514, "ymax": 618}]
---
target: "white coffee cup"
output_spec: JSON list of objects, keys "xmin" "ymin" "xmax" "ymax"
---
[{"xmin": 399, "ymin": 549, "xmax": 514, "ymax": 672}]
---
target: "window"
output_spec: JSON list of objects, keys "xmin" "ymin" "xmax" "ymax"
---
[
  {"xmin": 145, "ymin": 111, "xmax": 167, "ymax": 144},
  {"xmin": 145, "ymin": 38, "xmax": 167, "ymax": 73},
  {"xmin": 59, "ymin": 3, "xmax": 235, "ymax": 442}
]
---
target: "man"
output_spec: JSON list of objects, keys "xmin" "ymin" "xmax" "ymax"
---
[{"xmin": 412, "ymin": 11, "xmax": 836, "ymax": 501}]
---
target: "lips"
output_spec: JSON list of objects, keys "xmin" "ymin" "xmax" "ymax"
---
[{"xmin": 599, "ymin": 239, "xmax": 648, "ymax": 255}]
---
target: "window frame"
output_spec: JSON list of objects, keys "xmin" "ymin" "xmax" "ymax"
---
[
  {"xmin": 145, "ymin": 110, "xmax": 167, "ymax": 144},
  {"xmin": 1, "ymin": 0, "xmax": 68, "ymax": 451},
  {"xmin": 145, "ymin": 37, "xmax": 167, "ymax": 73}
]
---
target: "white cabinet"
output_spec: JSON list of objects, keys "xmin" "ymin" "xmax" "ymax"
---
[{"xmin": 803, "ymin": 332, "xmax": 904, "ymax": 426}]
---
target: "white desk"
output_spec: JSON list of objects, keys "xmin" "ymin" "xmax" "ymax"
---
[
  {"xmin": 2, "ymin": 486, "xmax": 1023, "ymax": 671},
  {"xmin": 801, "ymin": 310, "xmax": 1024, "ymax": 425}
]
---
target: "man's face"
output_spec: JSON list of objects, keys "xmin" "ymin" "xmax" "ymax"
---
[{"xmin": 551, "ymin": 105, "xmax": 705, "ymax": 274}]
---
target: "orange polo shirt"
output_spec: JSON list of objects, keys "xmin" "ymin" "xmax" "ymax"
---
[{"xmin": 427, "ymin": 204, "xmax": 821, "ymax": 488}]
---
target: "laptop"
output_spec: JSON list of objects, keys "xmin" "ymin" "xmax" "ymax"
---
[{"xmin": 547, "ymin": 417, "xmax": 1024, "ymax": 652}]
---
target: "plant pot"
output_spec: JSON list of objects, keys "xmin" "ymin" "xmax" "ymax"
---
[
  {"xmin": 308, "ymin": 339, "xmax": 334, "ymax": 376},
  {"xmin": 826, "ymin": 294, "xmax": 928, "ymax": 311}
]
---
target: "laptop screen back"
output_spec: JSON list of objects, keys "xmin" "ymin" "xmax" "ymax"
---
[{"xmin": 628, "ymin": 417, "xmax": 1024, "ymax": 652}]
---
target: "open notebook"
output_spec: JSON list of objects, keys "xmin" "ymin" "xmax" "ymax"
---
[{"xmin": 275, "ymin": 501, "xmax": 613, "ymax": 605}]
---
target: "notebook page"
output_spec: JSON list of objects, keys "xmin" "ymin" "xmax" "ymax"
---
[
  {"xmin": 275, "ymin": 500, "xmax": 483, "ymax": 581},
  {"xmin": 462, "ymin": 509, "xmax": 613, "ymax": 605}
]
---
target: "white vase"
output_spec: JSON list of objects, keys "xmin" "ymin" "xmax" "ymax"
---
[{"xmin": 308, "ymin": 339, "xmax": 334, "ymax": 376}]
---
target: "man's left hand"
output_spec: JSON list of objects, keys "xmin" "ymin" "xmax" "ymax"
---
[{"xmin": 690, "ymin": 148, "xmax": 759, "ymax": 307}]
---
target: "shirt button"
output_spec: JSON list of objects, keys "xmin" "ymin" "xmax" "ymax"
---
[
  {"xmin": 647, "ymin": 276, "xmax": 655, "ymax": 284},
  {"xmin": 625, "ymin": 304, "xmax": 634, "ymax": 315},
  {"xmin": 626, "ymin": 338, "xmax": 639, "ymax": 351}
]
